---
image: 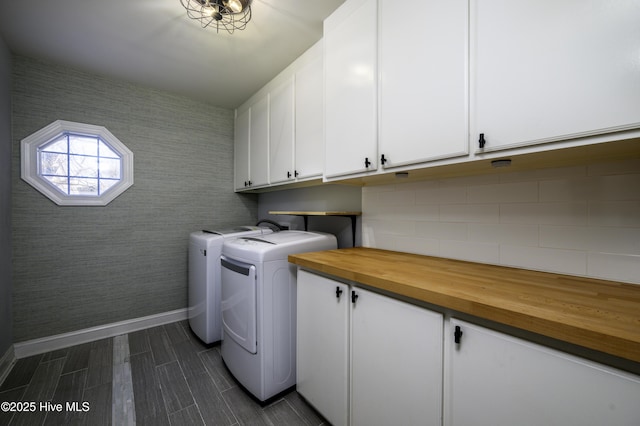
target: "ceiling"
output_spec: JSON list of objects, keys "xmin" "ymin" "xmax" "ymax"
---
[{"xmin": 0, "ymin": 0, "xmax": 345, "ymax": 108}]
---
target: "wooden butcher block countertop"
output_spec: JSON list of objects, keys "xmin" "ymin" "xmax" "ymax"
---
[{"xmin": 288, "ymin": 247, "xmax": 640, "ymax": 363}]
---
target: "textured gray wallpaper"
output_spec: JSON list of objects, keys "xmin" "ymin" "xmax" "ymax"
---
[
  {"xmin": 11, "ymin": 55, "xmax": 258, "ymax": 342},
  {"xmin": 0, "ymin": 37, "xmax": 12, "ymax": 354}
]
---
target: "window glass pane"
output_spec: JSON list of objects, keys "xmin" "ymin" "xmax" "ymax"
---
[
  {"xmin": 42, "ymin": 136, "xmax": 68, "ymax": 153},
  {"xmin": 69, "ymin": 154, "xmax": 98, "ymax": 178},
  {"xmin": 99, "ymin": 158, "xmax": 121, "ymax": 179},
  {"xmin": 69, "ymin": 178, "xmax": 98, "ymax": 195},
  {"xmin": 69, "ymin": 134, "xmax": 98, "ymax": 156},
  {"xmin": 40, "ymin": 152, "xmax": 68, "ymax": 176},
  {"xmin": 100, "ymin": 179, "xmax": 119, "ymax": 194},
  {"xmin": 43, "ymin": 175, "xmax": 69, "ymax": 194},
  {"xmin": 23, "ymin": 121, "xmax": 132, "ymax": 205},
  {"xmin": 99, "ymin": 140, "xmax": 120, "ymax": 159}
]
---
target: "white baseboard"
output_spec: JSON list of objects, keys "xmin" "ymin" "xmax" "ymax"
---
[
  {"xmin": 13, "ymin": 308, "xmax": 188, "ymax": 359},
  {"xmin": 0, "ymin": 345, "xmax": 16, "ymax": 385}
]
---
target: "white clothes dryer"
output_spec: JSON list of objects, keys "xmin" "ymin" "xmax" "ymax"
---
[
  {"xmin": 188, "ymin": 226, "xmax": 273, "ymax": 344},
  {"xmin": 220, "ymin": 231, "xmax": 337, "ymax": 401}
]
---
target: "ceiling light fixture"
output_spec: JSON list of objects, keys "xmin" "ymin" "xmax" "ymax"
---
[{"xmin": 180, "ymin": 0, "xmax": 252, "ymax": 33}]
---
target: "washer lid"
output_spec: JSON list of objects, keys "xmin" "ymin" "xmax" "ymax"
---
[
  {"xmin": 238, "ymin": 230, "xmax": 328, "ymax": 245},
  {"xmin": 203, "ymin": 226, "xmax": 270, "ymax": 236},
  {"xmin": 190, "ymin": 227, "xmax": 273, "ymax": 250},
  {"xmin": 222, "ymin": 231, "xmax": 337, "ymax": 262}
]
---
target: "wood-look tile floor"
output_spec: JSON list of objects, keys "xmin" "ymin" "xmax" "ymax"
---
[{"xmin": 0, "ymin": 321, "xmax": 326, "ymax": 425}]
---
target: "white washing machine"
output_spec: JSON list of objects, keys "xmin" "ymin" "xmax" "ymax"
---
[
  {"xmin": 188, "ymin": 226, "xmax": 273, "ymax": 344},
  {"xmin": 220, "ymin": 231, "xmax": 337, "ymax": 401}
]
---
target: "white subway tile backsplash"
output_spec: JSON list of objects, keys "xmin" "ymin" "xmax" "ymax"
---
[
  {"xmin": 440, "ymin": 204, "xmax": 500, "ymax": 223},
  {"xmin": 362, "ymin": 159, "xmax": 639, "ymax": 284},
  {"xmin": 468, "ymin": 223, "xmax": 539, "ymax": 246},
  {"xmin": 398, "ymin": 205, "xmax": 440, "ymax": 221},
  {"xmin": 440, "ymin": 240, "xmax": 500, "ymax": 264},
  {"xmin": 362, "ymin": 223, "xmax": 399, "ymax": 250},
  {"xmin": 593, "ymin": 174, "xmax": 640, "ymax": 201},
  {"xmin": 589, "ymin": 201, "xmax": 640, "ymax": 227},
  {"xmin": 362, "ymin": 184, "xmax": 397, "ymax": 194},
  {"xmin": 441, "ymin": 173, "xmax": 500, "ymax": 187},
  {"xmin": 378, "ymin": 188, "xmax": 415, "ymax": 206},
  {"xmin": 416, "ymin": 185, "xmax": 467, "ymax": 205},
  {"xmin": 541, "ymin": 174, "xmax": 640, "ymax": 203},
  {"xmin": 588, "ymin": 253, "xmax": 640, "ymax": 284},
  {"xmin": 416, "ymin": 221, "xmax": 467, "ymax": 240},
  {"xmin": 467, "ymin": 181, "xmax": 538, "ymax": 204},
  {"xmin": 541, "ymin": 226, "xmax": 640, "ymax": 254},
  {"xmin": 539, "ymin": 225, "xmax": 590, "ymax": 250},
  {"xmin": 587, "ymin": 227, "xmax": 640, "ymax": 255},
  {"xmin": 500, "ymin": 245, "xmax": 587, "ymax": 276},
  {"xmin": 361, "ymin": 218, "xmax": 415, "ymax": 236},
  {"xmin": 364, "ymin": 204, "xmax": 439, "ymax": 221},
  {"xmin": 588, "ymin": 158, "xmax": 640, "ymax": 176},
  {"xmin": 539, "ymin": 178, "xmax": 593, "ymax": 202},
  {"xmin": 394, "ymin": 236, "xmax": 440, "ymax": 257},
  {"xmin": 499, "ymin": 165, "xmax": 587, "ymax": 183},
  {"xmin": 500, "ymin": 202, "xmax": 588, "ymax": 225}
]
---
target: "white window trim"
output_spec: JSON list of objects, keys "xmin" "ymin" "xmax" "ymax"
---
[{"xmin": 21, "ymin": 120, "xmax": 134, "ymax": 206}]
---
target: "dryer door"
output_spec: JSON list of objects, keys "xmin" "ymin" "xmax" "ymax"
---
[{"xmin": 221, "ymin": 256, "xmax": 257, "ymax": 354}]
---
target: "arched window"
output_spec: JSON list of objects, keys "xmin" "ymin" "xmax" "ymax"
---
[{"xmin": 21, "ymin": 120, "xmax": 133, "ymax": 206}]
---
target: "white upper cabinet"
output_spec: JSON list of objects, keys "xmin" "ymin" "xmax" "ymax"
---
[
  {"xmin": 234, "ymin": 96, "xmax": 270, "ymax": 191},
  {"xmin": 234, "ymin": 107, "xmax": 251, "ymax": 191},
  {"xmin": 471, "ymin": 0, "xmax": 640, "ymax": 152},
  {"xmin": 294, "ymin": 51, "xmax": 324, "ymax": 180},
  {"xmin": 269, "ymin": 78, "xmax": 295, "ymax": 185},
  {"xmin": 324, "ymin": 0, "xmax": 469, "ymax": 179},
  {"xmin": 378, "ymin": 0, "xmax": 469, "ymax": 169},
  {"xmin": 318, "ymin": 0, "xmax": 640, "ymax": 185},
  {"xmin": 234, "ymin": 41, "xmax": 324, "ymax": 191},
  {"xmin": 248, "ymin": 95, "xmax": 269, "ymax": 188},
  {"xmin": 324, "ymin": 0, "xmax": 378, "ymax": 179}
]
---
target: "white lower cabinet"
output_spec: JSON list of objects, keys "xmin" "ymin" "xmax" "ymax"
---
[
  {"xmin": 447, "ymin": 319, "xmax": 640, "ymax": 426},
  {"xmin": 296, "ymin": 270, "xmax": 443, "ymax": 426},
  {"xmin": 296, "ymin": 270, "xmax": 349, "ymax": 426},
  {"xmin": 298, "ymin": 270, "xmax": 640, "ymax": 426},
  {"xmin": 351, "ymin": 287, "xmax": 443, "ymax": 426}
]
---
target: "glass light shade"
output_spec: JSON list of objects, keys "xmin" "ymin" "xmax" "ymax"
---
[{"xmin": 224, "ymin": 0, "xmax": 245, "ymax": 13}]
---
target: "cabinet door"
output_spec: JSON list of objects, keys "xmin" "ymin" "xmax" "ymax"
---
[
  {"xmin": 447, "ymin": 319, "xmax": 640, "ymax": 426},
  {"xmin": 324, "ymin": 0, "xmax": 378, "ymax": 179},
  {"xmin": 296, "ymin": 270, "xmax": 349, "ymax": 426},
  {"xmin": 378, "ymin": 0, "xmax": 468, "ymax": 168},
  {"xmin": 295, "ymin": 52, "xmax": 324, "ymax": 180},
  {"xmin": 471, "ymin": 0, "xmax": 640, "ymax": 152},
  {"xmin": 269, "ymin": 78, "xmax": 295, "ymax": 184},
  {"xmin": 234, "ymin": 107, "xmax": 250, "ymax": 191},
  {"xmin": 351, "ymin": 287, "xmax": 443, "ymax": 426},
  {"xmin": 249, "ymin": 95, "xmax": 269, "ymax": 187}
]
